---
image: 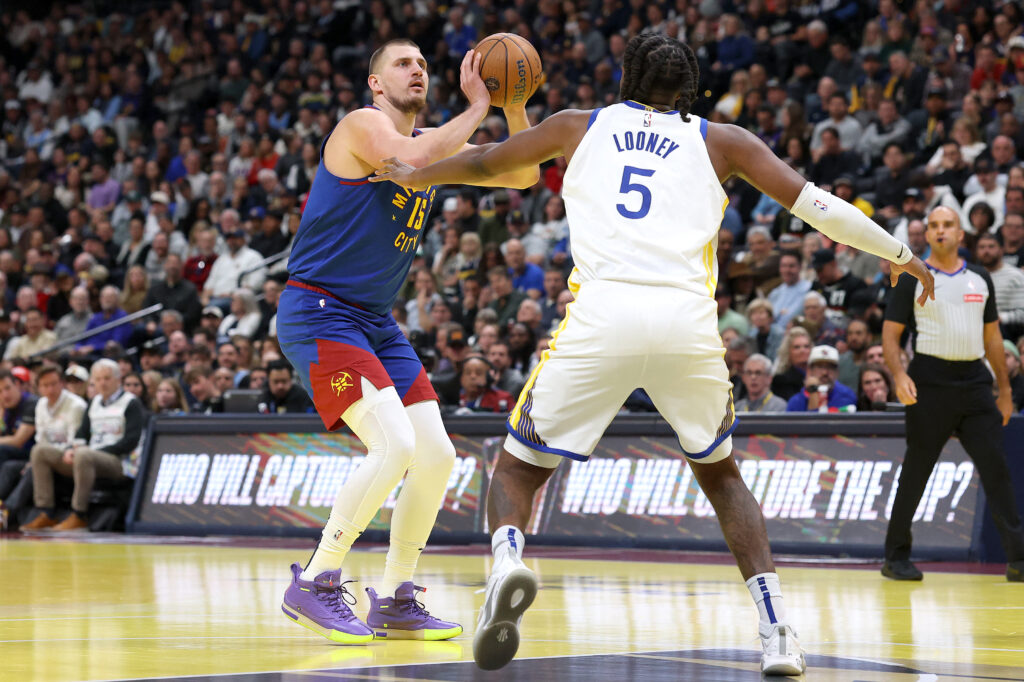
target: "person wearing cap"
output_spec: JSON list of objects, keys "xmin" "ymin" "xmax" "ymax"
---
[
  {"xmin": 63, "ymin": 365, "xmax": 90, "ymax": 400},
  {"xmin": 201, "ymin": 226, "xmax": 265, "ymax": 307},
  {"xmin": 961, "ymin": 157, "xmax": 1006, "ymax": 230},
  {"xmin": 478, "ymin": 190, "xmax": 512, "ymax": 247},
  {"xmin": 810, "ymin": 248, "xmax": 867, "ymax": 317},
  {"xmin": 145, "ymin": 191, "xmax": 171, "ymax": 240},
  {"xmin": 883, "ymin": 206, "xmax": 1024, "ymax": 582},
  {"xmin": 784, "ymin": 344, "xmax": 856, "ymax": 411}
]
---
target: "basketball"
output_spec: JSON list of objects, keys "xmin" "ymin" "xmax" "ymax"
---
[{"xmin": 474, "ymin": 33, "xmax": 544, "ymax": 107}]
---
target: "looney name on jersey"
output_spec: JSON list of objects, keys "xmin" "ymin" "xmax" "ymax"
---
[
  {"xmin": 612, "ymin": 130, "xmax": 680, "ymax": 159},
  {"xmin": 391, "ymin": 186, "xmax": 436, "ymax": 253}
]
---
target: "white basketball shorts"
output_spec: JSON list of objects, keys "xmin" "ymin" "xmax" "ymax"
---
[{"xmin": 505, "ymin": 278, "xmax": 736, "ymax": 468}]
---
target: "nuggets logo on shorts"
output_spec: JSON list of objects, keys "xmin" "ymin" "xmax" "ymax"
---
[{"xmin": 330, "ymin": 372, "xmax": 354, "ymax": 396}]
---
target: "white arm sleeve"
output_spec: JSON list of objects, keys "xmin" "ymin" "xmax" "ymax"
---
[{"xmin": 790, "ymin": 182, "xmax": 913, "ymax": 265}]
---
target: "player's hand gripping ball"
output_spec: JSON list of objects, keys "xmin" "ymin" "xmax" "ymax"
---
[{"xmin": 474, "ymin": 33, "xmax": 544, "ymax": 107}]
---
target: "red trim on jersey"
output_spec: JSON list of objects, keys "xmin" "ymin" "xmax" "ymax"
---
[
  {"xmin": 308, "ymin": 339, "xmax": 394, "ymax": 432},
  {"xmin": 286, "ymin": 279, "xmax": 368, "ymax": 311},
  {"xmin": 338, "ymin": 178, "xmax": 371, "ymax": 186}
]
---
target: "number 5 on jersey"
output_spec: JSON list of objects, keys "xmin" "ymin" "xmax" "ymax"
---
[{"xmin": 616, "ymin": 166, "xmax": 656, "ymax": 220}]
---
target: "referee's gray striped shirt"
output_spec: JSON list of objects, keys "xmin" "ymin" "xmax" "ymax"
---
[{"xmin": 885, "ymin": 262, "xmax": 998, "ymax": 361}]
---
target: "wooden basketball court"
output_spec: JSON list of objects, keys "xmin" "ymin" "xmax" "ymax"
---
[{"xmin": 2, "ymin": 534, "xmax": 1021, "ymax": 681}]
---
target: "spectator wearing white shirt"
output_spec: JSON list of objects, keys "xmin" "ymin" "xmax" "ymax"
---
[
  {"xmin": 31, "ymin": 365, "xmax": 87, "ymax": 452},
  {"xmin": 218, "ymin": 288, "xmax": 262, "ymax": 340},
  {"xmin": 202, "ymin": 228, "xmax": 266, "ymax": 308}
]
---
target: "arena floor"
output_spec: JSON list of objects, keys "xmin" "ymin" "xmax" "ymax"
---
[{"xmin": 2, "ymin": 534, "xmax": 1022, "ymax": 681}]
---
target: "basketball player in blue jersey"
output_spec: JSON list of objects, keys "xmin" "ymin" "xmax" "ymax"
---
[
  {"xmin": 278, "ymin": 40, "xmax": 539, "ymax": 644},
  {"xmin": 374, "ymin": 33, "xmax": 936, "ymax": 674}
]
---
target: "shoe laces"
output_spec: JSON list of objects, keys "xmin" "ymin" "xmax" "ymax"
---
[
  {"xmin": 395, "ymin": 585, "xmax": 431, "ymax": 618},
  {"xmin": 314, "ymin": 579, "xmax": 359, "ymax": 619}
]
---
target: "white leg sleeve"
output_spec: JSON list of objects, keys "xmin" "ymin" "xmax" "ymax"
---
[
  {"xmin": 302, "ymin": 379, "xmax": 416, "ymax": 580},
  {"xmin": 379, "ymin": 400, "xmax": 457, "ymax": 594}
]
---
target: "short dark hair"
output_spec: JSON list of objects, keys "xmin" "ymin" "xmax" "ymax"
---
[
  {"xmin": 36, "ymin": 364, "xmax": 62, "ymax": 382},
  {"xmin": 487, "ymin": 265, "xmax": 510, "ymax": 280},
  {"xmin": 977, "ymin": 231, "xmax": 1002, "ymax": 247},
  {"xmin": 184, "ymin": 367, "xmax": 210, "ymax": 384},
  {"xmin": 0, "ymin": 370, "xmax": 18, "ymax": 384},
  {"xmin": 779, "ymin": 251, "xmax": 802, "ymax": 265},
  {"xmin": 267, "ymin": 359, "xmax": 293, "ymax": 376},
  {"xmin": 369, "ymin": 39, "xmax": 420, "ymax": 75}
]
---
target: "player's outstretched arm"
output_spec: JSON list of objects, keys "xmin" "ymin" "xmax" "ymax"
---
[
  {"xmin": 456, "ymin": 104, "xmax": 540, "ymax": 188},
  {"xmin": 706, "ymin": 122, "xmax": 935, "ymax": 305},
  {"xmin": 370, "ymin": 109, "xmax": 591, "ymax": 191},
  {"xmin": 337, "ymin": 51, "xmax": 491, "ymax": 171}
]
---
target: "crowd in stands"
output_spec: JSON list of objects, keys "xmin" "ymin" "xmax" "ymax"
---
[{"xmin": 3, "ymin": 1, "xmax": 1024, "ymax": 523}]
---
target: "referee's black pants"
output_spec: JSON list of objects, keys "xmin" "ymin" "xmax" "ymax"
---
[{"xmin": 885, "ymin": 355, "xmax": 1024, "ymax": 563}]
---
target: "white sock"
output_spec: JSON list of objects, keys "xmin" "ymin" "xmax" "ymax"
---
[
  {"xmin": 746, "ymin": 572, "xmax": 786, "ymax": 629},
  {"xmin": 492, "ymin": 525, "xmax": 525, "ymax": 571},
  {"xmin": 380, "ymin": 537, "xmax": 421, "ymax": 596},
  {"xmin": 302, "ymin": 516, "xmax": 361, "ymax": 580}
]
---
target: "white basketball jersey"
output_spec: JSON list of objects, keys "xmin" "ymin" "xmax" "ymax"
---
[{"xmin": 561, "ymin": 101, "xmax": 728, "ymax": 297}]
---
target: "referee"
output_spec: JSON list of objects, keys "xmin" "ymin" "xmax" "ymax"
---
[{"xmin": 882, "ymin": 206, "xmax": 1024, "ymax": 582}]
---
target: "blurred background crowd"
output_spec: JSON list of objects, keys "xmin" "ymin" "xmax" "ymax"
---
[{"xmin": 3, "ymin": 0, "xmax": 1024, "ymax": 525}]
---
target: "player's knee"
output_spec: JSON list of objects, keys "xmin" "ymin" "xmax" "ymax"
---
[{"xmin": 423, "ymin": 434, "xmax": 457, "ymax": 473}]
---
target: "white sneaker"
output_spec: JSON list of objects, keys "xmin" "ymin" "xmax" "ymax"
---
[
  {"xmin": 472, "ymin": 558, "xmax": 537, "ymax": 671},
  {"xmin": 760, "ymin": 622, "xmax": 806, "ymax": 676}
]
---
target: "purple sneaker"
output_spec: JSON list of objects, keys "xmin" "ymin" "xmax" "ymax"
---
[
  {"xmin": 365, "ymin": 582, "xmax": 463, "ymax": 640},
  {"xmin": 281, "ymin": 563, "xmax": 374, "ymax": 644}
]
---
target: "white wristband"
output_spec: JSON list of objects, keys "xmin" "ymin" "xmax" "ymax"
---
[{"xmin": 790, "ymin": 182, "xmax": 912, "ymax": 265}]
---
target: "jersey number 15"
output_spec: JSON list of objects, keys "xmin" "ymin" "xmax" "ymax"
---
[{"xmin": 616, "ymin": 166, "xmax": 656, "ymax": 220}]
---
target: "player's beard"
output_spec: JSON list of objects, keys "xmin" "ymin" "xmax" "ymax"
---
[{"xmin": 386, "ymin": 88, "xmax": 427, "ymax": 115}]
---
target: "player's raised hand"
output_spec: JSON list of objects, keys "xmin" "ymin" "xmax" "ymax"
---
[
  {"xmin": 460, "ymin": 50, "xmax": 491, "ymax": 109},
  {"xmin": 890, "ymin": 255, "xmax": 935, "ymax": 306},
  {"xmin": 371, "ymin": 157, "xmax": 428, "ymax": 191}
]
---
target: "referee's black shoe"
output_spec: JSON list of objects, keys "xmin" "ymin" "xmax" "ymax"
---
[
  {"xmin": 1008, "ymin": 561, "xmax": 1024, "ymax": 582},
  {"xmin": 881, "ymin": 560, "xmax": 923, "ymax": 581}
]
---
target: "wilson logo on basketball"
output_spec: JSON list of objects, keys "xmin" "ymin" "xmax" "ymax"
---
[
  {"xmin": 330, "ymin": 372, "xmax": 353, "ymax": 396},
  {"xmin": 963, "ymin": 293, "xmax": 984, "ymax": 303}
]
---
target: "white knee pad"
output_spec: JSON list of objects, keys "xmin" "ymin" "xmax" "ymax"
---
[{"xmin": 405, "ymin": 400, "xmax": 456, "ymax": 470}]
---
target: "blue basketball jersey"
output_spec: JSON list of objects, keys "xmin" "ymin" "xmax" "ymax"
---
[{"xmin": 288, "ymin": 118, "xmax": 437, "ymax": 315}]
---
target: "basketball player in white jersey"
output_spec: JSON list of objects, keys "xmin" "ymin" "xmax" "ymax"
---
[{"xmin": 373, "ymin": 34, "xmax": 935, "ymax": 675}]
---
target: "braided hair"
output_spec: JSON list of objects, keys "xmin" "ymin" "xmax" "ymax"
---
[{"xmin": 618, "ymin": 33, "xmax": 700, "ymax": 122}]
